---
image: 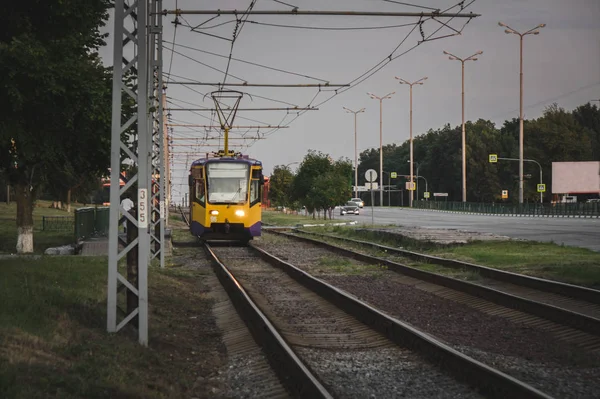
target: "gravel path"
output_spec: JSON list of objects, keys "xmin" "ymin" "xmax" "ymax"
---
[{"xmin": 254, "ymin": 234, "xmax": 600, "ymax": 398}]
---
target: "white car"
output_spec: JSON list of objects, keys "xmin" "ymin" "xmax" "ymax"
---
[
  {"xmin": 340, "ymin": 202, "xmax": 360, "ymax": 215},
  {"xmin": 350, "ymin": 198, "xmax": 364, "ymax": 208}
]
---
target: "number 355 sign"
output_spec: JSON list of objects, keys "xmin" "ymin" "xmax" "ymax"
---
[{"xmin": 138, "ymin": 189, "xmax": 148, "ymax": 228}]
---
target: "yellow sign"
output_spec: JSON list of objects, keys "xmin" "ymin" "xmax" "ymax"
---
[
  {"xmin": 537, "ymin": 184, "xmax": 546, "ymax": 193},
  {"xmin": 405, "ymin": 182, "xmax": 416, "ymax": 191},
  {"xmin": 424, "ymin": 192, "xmax": 430, "ymax": 199},
  {"xmin": 489, "ymin": 154, "xmax": 498, "ymax": 163},
  {"xmin": 501, "ymin": 190, "xmax": 508, "ymax": 199},
  {"xmin": 391, "ymin": 172, "xmax": 397, "ymax": 178}
]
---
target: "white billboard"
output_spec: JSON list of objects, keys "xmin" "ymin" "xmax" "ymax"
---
[{"xmin": 552, "ymin": 162, "xmax": 600, "ymax": 194}]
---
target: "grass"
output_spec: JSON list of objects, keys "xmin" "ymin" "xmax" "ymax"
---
[
  {"xmin": 0, "ymin": 202, "xmax": 78, "ymax": 254},
  {"xmin": 308, "ymin": 224, "xmax": 444, "ymax": 251},
  {"xmin": 427, "ymin": 240, "xmax": 600, "ymax": 288},
  {"xmin": 0, "ymin": 253, "xmax": 219, "ymax": 398},
  {"xmin": 262, "ymin": 210, "xmax": 355, "ymax": 227},
  {"xmin": 296, "ymin": 226, "xmax": 600, "ymax": 288}
]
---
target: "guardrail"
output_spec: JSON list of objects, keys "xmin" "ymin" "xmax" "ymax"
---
[
  {"xmin": 74, "ymin": 207, "xmax": 110, "ymax": 240},
  {"xmin": 42, "ymin": 216, "xmax": 74, "ymax": 232},
  {"xmin": 413, "ymin": 201, "xmax": 600, "ymax": 218}
]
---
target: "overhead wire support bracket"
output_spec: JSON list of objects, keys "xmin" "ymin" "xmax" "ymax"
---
[
  {"xmin": 167, "ymin": 107, "xmax": 318, "ymax": 112},
  {"xmin": 168, "ymin": 82, "xmax": 348, "ymax": 88},
  {"xmin": 167, "ymin": 124, "xmax": 289, "ymax": 128},
  {"xmin": 161, "ymin": 10, "xmax": 480, "ymax": 18}
]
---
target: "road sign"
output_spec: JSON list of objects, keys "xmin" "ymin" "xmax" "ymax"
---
[
  {"xmin": 366, "ymin": 182, "xmax": 378, "ymax": 190},
  {"xmin": 502, "ymin": 189, "xmax": 508, "ymax": 199},
  {"xmin": 424, "ymin": 192, "xmax": 430, "ymax": 199},
  {"xmin": 365, "ymin": 169, "xmax": 377, "ymax": 182},
  {"xmin": 537, "ymin": 183, "xmax": 546, "ymax": 193},
  {"xmin": 353, "ymin": 186, "xmax": 368, "ymax": 192},
  {"xmin": 391, "ymin": 172, "xmax": 397, "ymax": 178},
  {"xmin": 489, "ymin": 154, "xmax": 498, "ymax": 163},
  {"xmin": 405, "ymin": 182, "xmax": 415, "ymax": 190},
  {"xmin": 433, "ymin": 193, "xmax": 448, "ymax": 197}
]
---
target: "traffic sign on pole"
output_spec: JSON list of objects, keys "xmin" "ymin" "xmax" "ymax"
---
[
  {"xmin": 489, "ymin": 154, "xmax": 498, "ymax": 163},
  {"xmin": 365, "ymin": 169, "xmax": 377, "ymax": 182},
  {"xmin": 502, "ymin": 190, "xmax": 508, "ymax": 199},
  {"xmin": 391, "ymin": 172, "xmax": 397, "ymax": 178},
  {"xmin": 537, "ymin": 183, "xmax": 546, "ymax": 193}
]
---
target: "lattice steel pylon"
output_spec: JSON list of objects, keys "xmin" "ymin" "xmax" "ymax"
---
[
  {"xmin": 149, "ymin": 0, "xmax": 166, "ymax": 267},
  {"xmin": 107, "ymin": 0, "xmax": 165, "ymax": 346}
]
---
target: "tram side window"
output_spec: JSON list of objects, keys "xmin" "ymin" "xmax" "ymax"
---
[
  {"xmin": 250, "ymin": 179, "xmax": 260, "ymax": 206},
  {"xmin": 195, "ymin": 179, "xmax": 206, "ymax": 205}
]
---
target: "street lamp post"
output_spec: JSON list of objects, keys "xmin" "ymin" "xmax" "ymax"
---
[
  {"xmin": 367, "ymin": 92, "xmax": 395, "ymax": 206},
  {"xmin": 497, "ymin": 157, "xmax": 543, "ymax": 203},
  {"xmin": 395, "ymin": 77, "xmax": 427, "ymax": 208},
  {"xmin": 498, "ymin": 21, "xmax": 545, "ymax": 204},
  {"xmin": 283, "ymin": 161, "xmax": 300, "ymax": 170},
  {"xmin": 343, "ymin": 107, "xmax": 365, "ymax": 198},
  {"xmin": 443, "ymin": 50, "xmax": 483, "ymax": 203}
]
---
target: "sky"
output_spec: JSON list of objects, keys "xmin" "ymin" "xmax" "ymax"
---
[{"xmin": 99, "ymin": 0, "xmax": 600, "ymax": 205}]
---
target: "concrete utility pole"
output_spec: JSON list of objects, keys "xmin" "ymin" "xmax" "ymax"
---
[
  {"xmin": 443, "ymin": 50, "xmax": 483, "ymax": 203},
  {"xmin": 498, "ymin": 21, "xmax": 545, "ymax": 204},
  {"xmin": 343, "ymin": 107, "xmax": 365, "ymax": 198},
  {"xmin": 368, "ymin": 93, "xmax": 395, "ymax": 206},
  {"xmin": 395, "ymin": 77, "xmax": 427, "ymax": 208}
]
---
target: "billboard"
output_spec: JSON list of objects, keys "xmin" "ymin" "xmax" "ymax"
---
[{"xmin": 552, "ymin": 162, "xmax": 600, "ymax": 194}]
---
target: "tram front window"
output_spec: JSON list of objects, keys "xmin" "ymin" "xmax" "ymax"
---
[{"xmin": 206, "ymin": 162, "xmax": 249, "ymax": 204}]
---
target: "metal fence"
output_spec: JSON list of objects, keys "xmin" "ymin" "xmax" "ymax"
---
[
  {"xmin": 413, "ymin": 201, "xmax": 600, "ymax": 218},
  {"xmin": 74, "ymin": 207, "xmax": 110, "ymax": 240},
  {"xmin": 42, "ymin": 216, "xmax": 74, "ymax": 232}
]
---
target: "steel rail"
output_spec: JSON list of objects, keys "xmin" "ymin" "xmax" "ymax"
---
[
  {"xmin": 269, "ymin": 230, "xmax": 600, "ymax": 336},
  {"xmin": 299, "ymin": 229, "xmax": 600, "ymax": 304},
  {"xmin": 204, "ymin": 243, "xmax": 334, "ymax": 399},
  {"xmin": 248, "ymin": 242, "xmax": 552, "ymax": 399}
]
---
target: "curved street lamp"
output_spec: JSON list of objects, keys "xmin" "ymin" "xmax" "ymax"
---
[
  {"xmin": 367, "ymin": 92, "xmax": 395, "ymax": 206},
  {"xmin": 443, "ymin": 50, "xmax": 483, "ymax": 203},
  {"xmin": 395, "ymin": 77, "xmax": 427, "ymax": 208},
  {"xmin": 498, "ymin": 21, "xmax": 545, "ymax": 204},
  {"xmin": 343, "ymin": 107, "xmax": 366, "ymax": 198}
]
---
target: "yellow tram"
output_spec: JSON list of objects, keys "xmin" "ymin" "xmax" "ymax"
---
[{"xmin": 188, "ymin": 150, "xmax": 264, "ymax": 243}]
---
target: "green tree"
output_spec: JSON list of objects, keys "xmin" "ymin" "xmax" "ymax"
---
[
  {"xmin": 291, "ymin": 151, "xmax": 352, "ymax": 219},
  {"xmin": 573, "ymin": 102, "xmax": 600, "ymax": 161},
  {"xmin": 0, "ymin": 0, "xmax": 112, "ymax": 252},
  {"xmin": 269, "ymin": 165, "xmax": 295, "ymax": 208}
]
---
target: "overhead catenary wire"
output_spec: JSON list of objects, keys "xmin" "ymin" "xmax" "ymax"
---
[
  {"xmin": 222, "ymin": 0, "xmax": 257, "ymax": 88},
  {"xmin": 272, "ymin": 0, "xmax": 298, "ymax": 8},
  {"xmin": 165, "ymin": 71, "xmax": 303, "ymax": 107},
  {"xmin": 258, "ymin": 0, "xmax": 478, "ymax": 137},
  {"xmin": 244, "ymin": 19, "xmax": 421, "ymax": 31},
  {"xmin": 164, "ymin": 46, "xmax": 248, "ymax": 83},
  {"xmin": 163, "ymin": 41, "xmax": 329, "ymax": 83},
  {"xmin": 165, "ymin": 0, "xmax": 480, "ymax": 180},
  {"xmin": 379, "ymin": 0, "xmax": 440, "ymax": 10}
]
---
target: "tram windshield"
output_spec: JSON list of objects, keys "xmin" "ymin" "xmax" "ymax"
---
[{"xmin": 206, "ymin": 162, "xmax": 249, "ymax": 204}]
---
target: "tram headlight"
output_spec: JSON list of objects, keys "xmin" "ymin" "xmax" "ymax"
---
[
  {"xmin": 210, "ymin": 210, "xmax": 219, "ymax": 215},
  {"xmin": 235, "ymin": 210, "xmax": 245, "ymax": 217}
]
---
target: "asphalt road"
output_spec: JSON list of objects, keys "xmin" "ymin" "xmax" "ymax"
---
[{"xmin": 342, "ymin": 207, "xmax": 600, "ymax": 252}]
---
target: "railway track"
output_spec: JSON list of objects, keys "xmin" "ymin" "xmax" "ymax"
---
[
  {"xmin": 278, "ymin": 229, "xmax": 600, "ymax": 341},
  {"xmin": 205, "ymin": 241, "xmax": 550, "ymax": 398}
]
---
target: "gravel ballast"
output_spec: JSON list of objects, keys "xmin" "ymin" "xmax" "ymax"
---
[{"xmin": 254, "ymin": 234, "xmax": 600, "ymax": 398}]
